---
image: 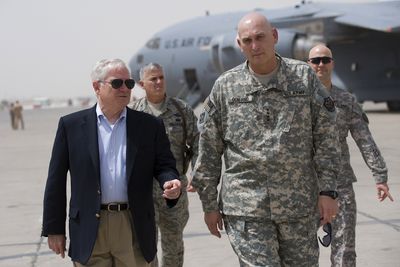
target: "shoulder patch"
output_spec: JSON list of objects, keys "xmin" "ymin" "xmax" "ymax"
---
[
  {"xmin": 323, "ymin": 97, "xmax": 336, "ymax": 112},
  {"xmin": 203, "ymin": 97, "xmax": 216, "ymax": 115}
]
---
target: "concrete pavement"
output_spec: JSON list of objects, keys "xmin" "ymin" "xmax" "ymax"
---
[{"xmin": 0, "ymin": 102, "xmax": 398, "ymax": 266}]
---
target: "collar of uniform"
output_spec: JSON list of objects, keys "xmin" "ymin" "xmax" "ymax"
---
[
  {"xmin": 242, "ymin": 53, "xmax": 286, "ymax": 95},
  {"xmin": 274, "ymin": 53, "xmax": 290, "ymax": 93},
  {"xmin": 144, "ymin": 96, "xmax": 169, "ymax": 115},
  {"xmin": 329, "ymin": 85, "xmax": 338, "ymax": 100}
]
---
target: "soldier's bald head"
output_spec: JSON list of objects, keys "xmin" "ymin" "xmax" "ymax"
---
[
  {"xmin": 237, "ymin": 12, "xmax": 273, "ymax": 37},
  {"xmin": 308, "ymin": 44, "xmax": 334, "ymax": 88},
  {"xmin": 236, "ymin": 12, "xmax": 278, "ymax": 74},
  {"xmin": 309, "ymin": 44, "xmax": 333, "ymax": 59}
]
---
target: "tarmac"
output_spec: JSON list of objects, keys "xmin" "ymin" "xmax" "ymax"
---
[{"xmin": 0, "ymin": 102, "xmax": 399, "ymax": 267}]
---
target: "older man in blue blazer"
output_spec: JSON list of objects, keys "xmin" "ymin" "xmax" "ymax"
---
[{"xmin": 42, "ymin": 58, "xmax": 181, "ymax": 267}]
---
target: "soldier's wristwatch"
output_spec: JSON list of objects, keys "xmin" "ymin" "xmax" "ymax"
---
[{"xmin": 319, "ymin": 190, "xmax": 339, "ymax": 199}]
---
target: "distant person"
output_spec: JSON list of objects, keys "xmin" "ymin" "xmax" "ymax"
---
[
  {"xmin": 13, "ymin": 100, "xmax": 24, "ymax": 130},
  {"xmin": 192, "ymin": 12, "xmax": 340, "ymax": 266},
  {"xmin": 308, "ymin": 44, "xmax": 394, "ymax": 267},
  {"xmin": 9, "ymin": 102, "xmax": 16, "ymax": 130},
  {"xmin": 131, "ymin": 62, "xmax": 199, "ymax": 267},
  {"xmin": 41, "ymin": 58, "xmax": 181, "ymax": 266}
]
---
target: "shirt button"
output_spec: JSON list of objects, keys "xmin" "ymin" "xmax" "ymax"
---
[{"xmin": 95, "ymin": 213, "xmax": 100, "ymax": 218}]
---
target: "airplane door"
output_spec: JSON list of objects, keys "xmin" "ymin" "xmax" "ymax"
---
[
  {"xmin": 184, "ymin": 69, "xmax": 199, "ymax": 92},
  {"xmin": 181, "ymin": 68, "xmax": 201, "ymax": 106}
]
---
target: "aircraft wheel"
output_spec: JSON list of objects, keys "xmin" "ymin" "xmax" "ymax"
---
[{"xmin": 387, "ymin": 101, "xmax": 400, "ymax": 112}]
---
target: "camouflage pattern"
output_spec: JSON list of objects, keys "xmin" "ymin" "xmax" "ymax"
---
[
  {"xmin": 131, "ymin": 96, "xmax": 199, "ymax": 267},
  {"xmin": 192, "ymin": 55, "xmax": 339, "ymax": 265},
  {"xmin": 192, "ymin": 55, "xmax": 340, "ymax": 221},
  {"xmin": 152, "ymin": 189, "xmax": 189, "ymax": 267},
  {"xmin": 331, "ymin": 85, "xmax": 388, "ymax": 185},
  {"xmin": 329, "ymin": 85, "xmax": 387, "ymax": 267},
  {"xmin": 224, "ymin": 215, "xmax": 320, "ymax": 267},
  {"xmin": 331, "ymin": 184, "xmax": 357, "ymax": 267}
]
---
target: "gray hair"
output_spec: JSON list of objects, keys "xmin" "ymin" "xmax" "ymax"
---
[
  {"xmin": 139, "ymin": 62, "xmax": 163, "ymax": 80},
  {"xmin": 90, "ymin": 58, "xmax": 130, "ymax": 81}
]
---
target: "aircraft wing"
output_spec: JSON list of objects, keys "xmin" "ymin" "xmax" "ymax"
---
[{"xmin": 334, "ymin": 2, "xmax": 400, "ymax": 33}]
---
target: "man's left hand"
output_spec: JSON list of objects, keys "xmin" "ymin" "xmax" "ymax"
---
[
  {"xmin": 186, "ymin": 180, "xmax": 196, "ymax": 192},
  {"xmin": 376, "ymin": 182, "xmax": 394, "ymax": 202}
]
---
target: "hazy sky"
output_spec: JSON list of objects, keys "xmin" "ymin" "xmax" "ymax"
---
[{"xmin": 0, "ymin": 0, "xmax": 371, "ymax": 100}]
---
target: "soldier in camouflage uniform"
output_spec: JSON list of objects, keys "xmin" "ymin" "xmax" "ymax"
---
[
  {"xmin": 308, "ymin": 44, "xmax": 393, "ymax": 267},
  {"xmin": 131, "ymin": 63, "xmax": 199, "ymax": 267},
  {"xmin": 192, "ymin": 12, "xmax": 340, "ymax": 267}
]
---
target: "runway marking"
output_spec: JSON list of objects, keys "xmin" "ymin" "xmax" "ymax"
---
[
  {"xmin": 0, "ymin": 237, "xmax": 46, "ymax": 266},
  {"xmin": 0, "ymin": 251, "xmax": 53, "ymax": 261},
  {"xmin": 357, "ymin": 210, "xmax": 400, "ymax": 232},
  {"xmin": 183, "ymin": 231, "xmax": 223, "ymax": 238},
  {"xmin": 0, "ymin": 241, "xmax": 46, "ymax": 247},
  {"xmin": 30, "ymin": 236, "xmax": 43, "ymax": 267}
]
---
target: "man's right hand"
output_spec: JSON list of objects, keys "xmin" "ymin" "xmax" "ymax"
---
[
  {"xmin": 318, "ymin": 196, "xmax": 338, "ymax": 225},
  {"xmin": 204, "ymin": 211, "xmax": 223, "ymax": 238},
  {"xmin": 48, "ymin": 234, "xmax": 66, "ymax": 258}
]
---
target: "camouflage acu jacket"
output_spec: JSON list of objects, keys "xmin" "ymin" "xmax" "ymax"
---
[
  {"xmin": 331, "ymin": 85, "xmax": 387, "ymax": 185},
  {"xmin": 131, "ymin": 96, "xmax": 199, "ymax": 186},
  {"xmin": 192, "ymin": 55, "xmax": 340, "ymax": 221}
]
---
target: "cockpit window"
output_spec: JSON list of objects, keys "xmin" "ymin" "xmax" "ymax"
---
[{"xmin": 146, "ymin": 37, "xmax": 160, "ymax": 49}]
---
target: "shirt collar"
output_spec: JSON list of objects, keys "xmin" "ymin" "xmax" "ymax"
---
[{"xmin": 96, "ymin": 104, "xmax": 127, "ymax": 124}]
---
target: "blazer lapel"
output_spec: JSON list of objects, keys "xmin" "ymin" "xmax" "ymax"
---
[
  {"xmin": 82, "ymin": 106, "xmax": 101, "ymax": 183},
  {"xmin": 126, "ymin": 108, "xmax": 138, "ymax": 182}
]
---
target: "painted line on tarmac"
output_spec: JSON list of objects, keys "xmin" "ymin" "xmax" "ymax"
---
[
  {"xmin": 183, "ymin": 231, "xmax": 220, "ymax": 238},
  {"xmin": 358, "ymin": 210, "xmax": 400, "ymax": 231},
  {"xmin": 30, "ymin": 236, "xmax": 44, "ymax": 267},
  {"xmin": 0, "ymin": 236, "xmax": 47, "ymax": 267},
  {"xmin": 0, "ymin": 250, "xmax": 53, "ymax": 261},
  {"xmin": 0, "ymin": 241, "xmax": 46, "ymax": 247}
]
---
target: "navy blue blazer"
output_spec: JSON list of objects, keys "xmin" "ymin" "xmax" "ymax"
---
[{"xmin": 41, "ymin": 105, "xmax": 179, "ymax": 264}]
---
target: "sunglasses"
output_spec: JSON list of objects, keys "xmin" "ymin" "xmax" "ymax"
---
[
  {"xmin": 308, "ymin": 57, "xmax": 333, "ymax": 65},
  {"xmin": 318, "ymin": 222, "xmax": 332, "ymax": 247},
  {"xmin": 100, "ymin": 79, "xmax": 135, "ymax": 89}
]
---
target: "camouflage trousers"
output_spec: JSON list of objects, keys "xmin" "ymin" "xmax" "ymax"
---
[
  {"xmin": 223, "ymin": 215, "xmax": 319, "ymax": 267},
  {"xmin": 330, "ymin": 184, "xmax": 357, "ymax": 267},
  {"xmin": 151, "ymin": 180, "xmax": 189, "ymax": 267}
]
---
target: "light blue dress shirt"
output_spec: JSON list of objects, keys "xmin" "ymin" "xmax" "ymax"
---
[{"xmin": 96, "ymin": 105, "xmax": 128, "ymax": 204}]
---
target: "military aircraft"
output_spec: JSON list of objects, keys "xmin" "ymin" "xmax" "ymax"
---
[{"xmin": 129, "ymin": 1, "xmax": 400, "ymax": 111}]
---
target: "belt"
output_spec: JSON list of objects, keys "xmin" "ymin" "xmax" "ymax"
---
[{"xmin": 100, "ymin": 203, "xmax": 129, "ymax": 211}]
